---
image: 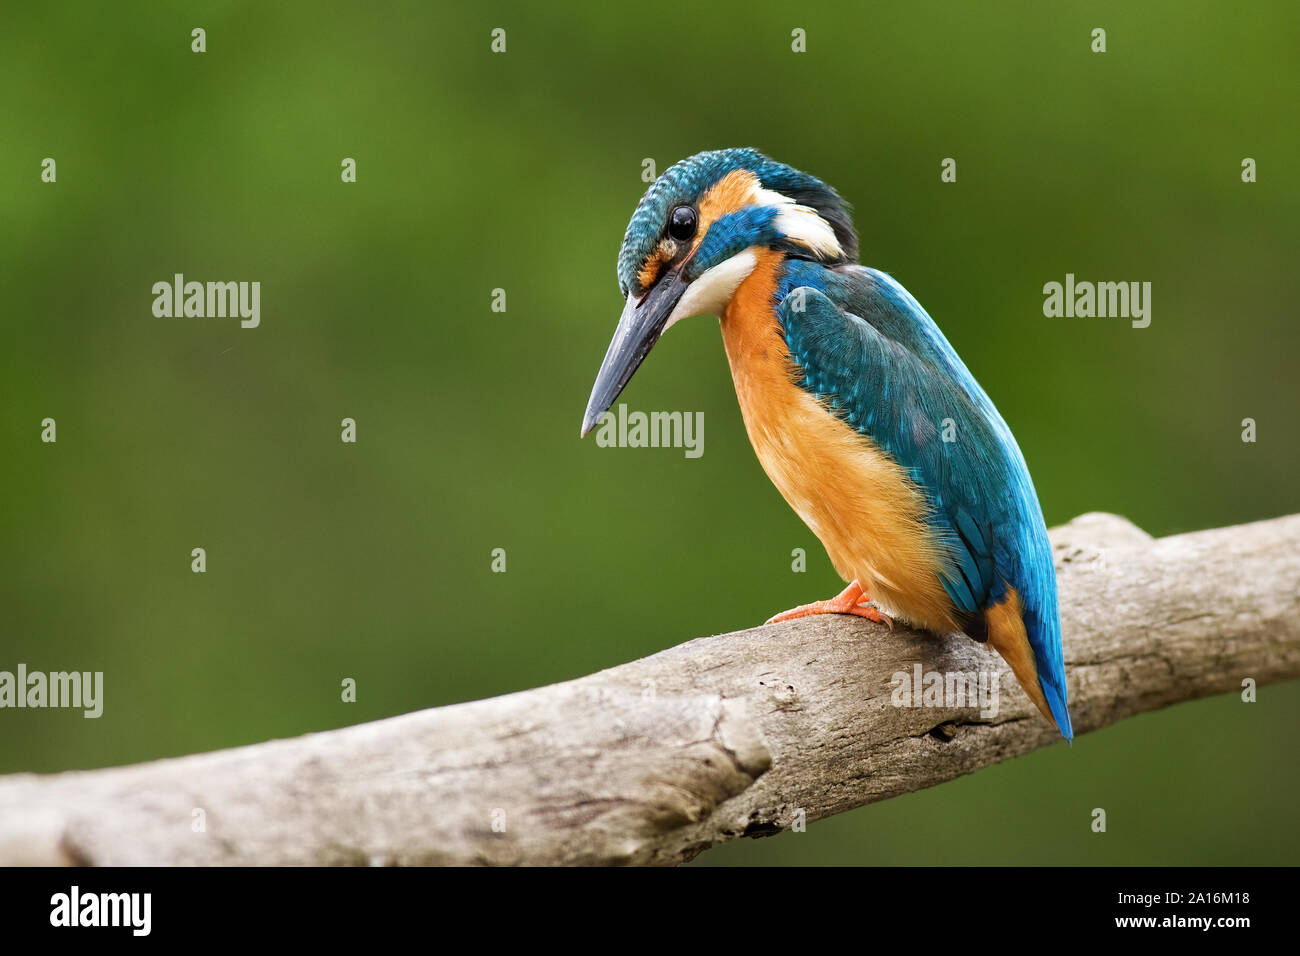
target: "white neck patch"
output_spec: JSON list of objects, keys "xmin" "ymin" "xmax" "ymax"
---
[{"xmin": 752, "ymin": 185, "xmax": 843, "ymax": 260}]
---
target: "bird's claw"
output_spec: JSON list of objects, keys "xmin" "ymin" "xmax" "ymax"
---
[
  {"xmin": 765, "ymin": 580, "xmax": 892, "ymax": 629},
  {"xmin": 850, "ymin": 601, "xmax": 894, "ymax": 630}
]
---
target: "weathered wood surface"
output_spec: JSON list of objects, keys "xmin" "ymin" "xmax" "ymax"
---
[{"xmin": 1, "ymin": 512, "xmax": 1297, "ymax": 866}]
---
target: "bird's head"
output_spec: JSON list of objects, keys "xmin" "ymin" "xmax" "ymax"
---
[{"xmin": 581, "ymin": 147, "xmax": 857, "ymax": 436}]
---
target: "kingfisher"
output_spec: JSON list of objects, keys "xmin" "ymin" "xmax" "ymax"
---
[{"xmin": 580, "ymin": 148, "xmax": 1072, "ymax": 740}]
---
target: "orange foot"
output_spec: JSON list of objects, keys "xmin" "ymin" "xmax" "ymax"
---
[{"xmin": 765, "ymin": 580, "xmax": 894, "ymax": 629}]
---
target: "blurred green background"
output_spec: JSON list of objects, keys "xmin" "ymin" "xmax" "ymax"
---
[{"xmin": 2, "ymin": 1, "xmax": 1297, "ymax": 865}]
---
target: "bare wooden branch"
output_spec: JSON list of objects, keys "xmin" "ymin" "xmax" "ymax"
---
[{"xmin": 1, "ymin": 512, "xmax": 1297, "ymax": 866}]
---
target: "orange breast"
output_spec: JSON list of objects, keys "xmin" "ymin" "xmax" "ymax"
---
[{"xmin": 719, "ymin": 250, "xmax": 960, "ymax": 633}]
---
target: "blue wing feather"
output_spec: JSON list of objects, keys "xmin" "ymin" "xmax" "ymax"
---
[{"xmin": 775, "ymin": 261, "xmax": 1071, "ymax": 738}]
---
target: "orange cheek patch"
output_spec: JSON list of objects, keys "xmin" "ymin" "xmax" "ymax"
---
[
  {"xmin": 693, "ymin": 169, "xmax": 760, "ymax": 255},
  {"xmin": 638, "ymin": 246, "xmax": 670, "ymax": 290}
]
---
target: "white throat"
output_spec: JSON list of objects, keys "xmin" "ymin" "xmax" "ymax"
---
[{"xmin": 661, "ymin": 248, "xmax": 759, "ymax": 332}]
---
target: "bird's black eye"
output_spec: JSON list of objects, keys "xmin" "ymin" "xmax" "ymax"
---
[{"xmin": 668, "ymin": 205, "xmax": 697, "ymax": 242}]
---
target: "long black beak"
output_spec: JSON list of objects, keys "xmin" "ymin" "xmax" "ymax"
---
[{"xmin": 580, "ymin": 267, "xmax": 689, "ymax": 437}]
